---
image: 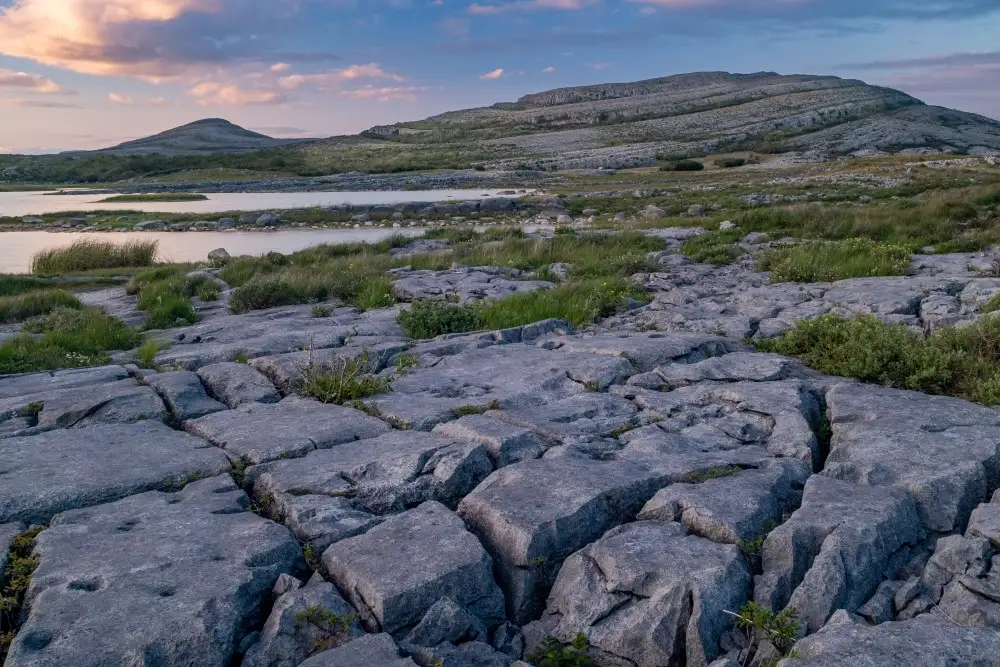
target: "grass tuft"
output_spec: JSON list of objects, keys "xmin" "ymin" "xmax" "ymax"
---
[
  {"xmin": 757, "ymin": 238, "xmax": 912, "ymax": 283},
  {"xmin": 0, "ymin": 290, "xmax": 80, "ymax": 324},
  {"xmin": 31, "ymin": 239, "xmax": 157, "ymax": 275}
]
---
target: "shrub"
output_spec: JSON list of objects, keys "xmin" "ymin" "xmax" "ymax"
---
[
  {"xmin": 398, "ymin": 301, "xmax": 483, "ymax": 339},
  {"xmin": 757, "ymin": 238, "xmax": 912, "ymax": 283},
  {"xmin": 300, "ymin": 352, "xmax": 392, "ymax": 404},
  {"xmin": 660, "ymin": 159, "xmax": 704, "ymax": 172},
  {"xmin": 229, "ymin": 277, "xmax": 310, "ymax": 313},
  {"xmin": 0, "ymin": 289, "xmax": 80, "ymax": 323},
  {"xmin": 715, "ymin": 157, "xmax": 747, "ymax": 168},
  {"xmin": 527, "ymin": 634, "xmax": 596, "ymax": 667},
  {"xmin": 136, "ymin": 282, "xmax": 198, "ymax": 330},
  {"xmin": 755, "ymin": 314, "xmax": 1000, "ymax": 405},
  {"xmin": 312, "ymin": 304, "xmax": 332, "ymax": 318},
  {"xmin": 31, "ymin": 239, "xmax": 157, "ymax": 274}
]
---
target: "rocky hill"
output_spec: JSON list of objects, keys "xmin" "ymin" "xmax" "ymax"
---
[
  {"xmin": 364, "ymin": 71, "xmax": 1000, "ymax": 168},
  {"xmin": 80, "ymin": 118, "xmax": 309, "ymax": 156}
]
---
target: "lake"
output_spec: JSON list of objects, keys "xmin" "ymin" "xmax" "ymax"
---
[
  {"xmin": 1, "ymin": 189, "xmax": 523, "ymax": 218},
  {"xmin": 0, "ymin": 229, "xmax": 424, "ymax": 274}
]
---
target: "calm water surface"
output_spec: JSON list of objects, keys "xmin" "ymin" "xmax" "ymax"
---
[
  {"xmin": 0, "ymin": 229, "xmax": 424, "ymax": 274},
  {"xmin": 1, "ymin": 189, "xmax": 521, "ymax": 217}
]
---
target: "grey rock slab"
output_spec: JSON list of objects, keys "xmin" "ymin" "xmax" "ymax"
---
[
  {"xmin": 0, "ymin": 365, "xmax": 128, "ymax": 400},
  {"xmin": 638, "ymin": 460, "xmax": 810, "ymax": 544},
  {"xmin": 185, "ymin": 396, "xmax": 390, "ymax": 464},
  {"xmin": 457, "ymin": 457, "xmax": 672, "ymax": 623},
  {"xmin": 33, "ymin": 378, "xmax": 168, "ymax": 429},
  {"xmin": 432, "ymin": 414, "xmax": 547, "ymax": 467},
  {"xmin": 5, "ymin": 476, "xmax": 302, "ymax": 667},
  {"xmin": 967, "ymin": 502, "xmax": 1000, "ymax": 548},
  {"xmin": 825, "ymin": 382, "xmax": 1000, "ymax": 532},
  {"xmin": 242, "ymin": 574, "xmax": 365, "ymax": 667},
  {"xmin": 754, "ymin": 475, "xmax": 922, "ymax": 634},
  {"xmin": 937, "ymin": 573, "xmax": 1000, "ymax": 630},
  {"xmin": 650, "ymin": 352, "xmax": 807, "ymax": 389},
  {"xmin": 322, "ymin": 501, "xmax": 505, "ymax": 634},
  {"xmin": 298, "ymin": 634, "xmax": 418, "ymax": 667},
  {"xmin": 402, "ymin": 596, "xmax": 487, "ymax": 648},
  {"xmin": 554, "ymin": 331, "xmax": 737, "ymax": 373},
  {"xmin": 0, "ymin": 421, "xmax": 231, "ymax": 524},
  {"xmin": 776, "ymin": 611, "xmax": 1000, "ymax": 667},
  {"xmin": 196, "ymin": 361, "xmax": 281, "ymax": 408},
  {"xmin": 544, "ymin": 521, "xmax": 750, "ymax": 667},
  {"xmin": 413, "ymin": 641, "xmax": 514, "ymax": 667},
  {"xmin": 144, "ymin": 371, "xmax": 227, "ymax": 421},
  {"xmin": 485, "ymin": 392, "xmax": 638, "ymax": 445}
]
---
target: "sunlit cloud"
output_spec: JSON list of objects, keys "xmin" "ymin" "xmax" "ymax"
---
[
  {"xmin": 469, "ymin": 0, "xmax": 599, "ymax": 14},
  {"xmin": 340, "ymin": 85, "xmax": 429, "ymax": 102},
  {"xmin": 0, "ymin": 68, "xmax": 65, "ymax": 93},
  {"xmin": 108, "ymin": 92, "xmax": 134, "ymax": 105},
  {"xmin": 278, "ymin": 63, "xmax": 406, "ymax": 91},
  {"xmin": 479, "ymin": 68, "xmax": 504, "ymax": 79},
  {"xmin": 188, "ymin": 81, "xmax": 285, "ymax": 106}
]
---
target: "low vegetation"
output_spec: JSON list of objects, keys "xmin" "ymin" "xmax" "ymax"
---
[
  {"xmin": 729, "ymin": 601, "xmax": 800, "ymax": 665},
  {"xmin": 0, "ymin": 307, "xmax": 140, "ymax": 374},
  {"xmin": 127, "ymin": 267, "xmax": 205, "ymax": 330},
  {"xmin": 526, "ymin": 634, "xmax": 596, "ymax": 667},
  {"xmin": 757, "ymin": 238, "xmax": 911, "ymax": 282},
  {"xmin": 31, "ymin": 239, "xmax": 158, "ymax": 274},
  {"xmin": 1, "ymin": 527, "xmax": 45, "ymax": 661},
  {"xmin": 755, "ymin": 314, "xmax": 1000, "ymax": 405},
  {"xmin": 299, "ymin": 352, "xmax": 392, "ymax": 404},
  {"xmin": 96, "ymin": 193, "xmax": 208, "ymax": 203},
  {"xmin": 0, "ymin": 289, "xmax": 81, "ymax": 324}
]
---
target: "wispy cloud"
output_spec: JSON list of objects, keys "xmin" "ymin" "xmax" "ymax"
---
[
  {"xmin": 188, "ymin": 81, "xmax": 285, "ymax": 107},
  {"xmin": 278, "ymin": 64, "xmax": 406, "ymax": 91},
  {"xmin": 479, "ymin": 68, "xmax": 505, "ymax": 79},
  {"xmin": 108, "ymin": 92, "xmax": 133, "ymax": 105},
  {"xmin": 0, "ymin": 68, "xmax": 65, "ymax": 93},
  {"xmin": 469, "ymin": 0, "xmax": 599, "ymax": 14}
]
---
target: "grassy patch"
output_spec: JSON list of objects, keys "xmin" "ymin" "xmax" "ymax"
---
[
  {"xmin": 299, "ymin": 352, "xmax": 392, "ymax": 404},
  {"xmin": 96, "ymin": 193, "xmax": 208, "ymax": 203},
  {"xmin": 0, "ymin": 276, "xmax": 55, "ymax": 297},
  {"xmin": 0, "ymin": 289, "xmax": 80, "ymax": 323},
  {"xmin": 0, "ymin": 307, "xmax": 139, "ymax": 374},
  {"xmin": 397, "ymin": 301, "xmax": 483, "ymax": 339},
  {"xmin": 1, "ymin": 526, "xmax": 44, "ymax": 662},
  {"xmin": 32, "ymin": 239, "xmax": 158, "ymax": 275},
  {"xmin": 680, "ymin": 230, "xmax": 744, "ymax": 265},
  {"xmin": 757, "ymin": 238, "xmax": 911, "ymax": 283},
  {"xmin": 128, "ymin": 268, "xmax": 201, "ymax": 330},
  {"xmin": 755, "ymin": 314, "xmax": 1000, "ymax": 405}
]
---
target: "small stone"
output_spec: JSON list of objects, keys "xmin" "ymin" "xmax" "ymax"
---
[{"xmin": 208, "ymin": 247, "xmax": 231, "ymax": 263}]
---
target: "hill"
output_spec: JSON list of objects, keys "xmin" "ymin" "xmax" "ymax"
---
[
  {"xmin": 359, "ymin": 71, "xmax": 1000, "ymax": 168},
  {"xmin": 79, "ymin": 118, "xmax": 310, "ymax": 156}
]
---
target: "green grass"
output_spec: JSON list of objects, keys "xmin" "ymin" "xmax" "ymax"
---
[
  {"xmin": 0, "ymin": 276, "xmax": 55, "ymax": 297},
  {"xmin": 398, "ymin": 301, "xmax": 484, "ymax": 338},
  {"xmin": 127, "ymin": 267, "xmax": 205, "ymax": 330},
  {"xmin": 757, "ymin": 238, "xmax": 912, "ymax": 283},
  {"xmin": 0, "ymin": 290, "xmax": 80, "ymax": 323},
  {"xmin": 32, "ymin": 239, "xmax": 158, "ymax": 275},
  {"xmin": 96, "ymin": 193, "xmax": 208, "ymax": 203},
  {"xmin": 0, "ymin": 307, "xmax": 140, "ymax": 374},
  {"xmin": 755, "ymin": 314, "xmax": 1000, "ymax": 405},
  {"xmin": 299, "ymin": 353, "xmax": 392, "ymax": 404}
]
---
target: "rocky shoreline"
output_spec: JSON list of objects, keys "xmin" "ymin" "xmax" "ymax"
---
[{"xmin": 2, "ymin": 237, "xmax": 1000, "ymax": 666}]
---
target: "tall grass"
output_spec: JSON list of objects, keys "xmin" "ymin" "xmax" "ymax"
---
[
  {"xmin": 0, "ymin": 276, "xmax": 53, "ymax": 297},
  {"xmin": 756, "ymin": 314, "xmax": 1000, "ymax": 405},
  {"xmin": 757, "ymin": 238, "xmax": 912, "ymax": 283},
  {"xmin": 0, "ymin": 290, "xmax": 80, "ymax": 323},
  {"xmin": 32, "ymin": 240, "xmax": 158, "ymax": 275}
]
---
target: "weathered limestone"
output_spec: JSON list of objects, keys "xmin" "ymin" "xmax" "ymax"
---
[
  {"xmin": 248, "ymin": 431, "xmax": 493, "ymax": 550},
  {"xmin": 0, "ymin": 421, "xmax": 231, "ymax": 524},
  {"xmin": 432, "ymin": 415, "xmax": 547, "ymax": 467},
  {"xmin": 754, "ymin": 475, "xmax": 922, "ymax": 633},
  {"xmin": 554, "ymin": 331, "xmax": 736, "ymax": 373},
  {"xmin": 485, "ymin": 392, "xmax": 638, "ymax": 446},
  {"xmin": 144, "ymin": 370, "xmax": 227, "ymax": 421},
  {"xmin": 322, "ymin": 502, "xmax": 506, "ymax": 634},
  {"xmin": 298, "ymin": 634, "xmax": 418, "ymax": 667},
  {"xmin": 196, "ymin": 361, "xmax": 282, "ymax": 408},
  {"xmin": 458, "ymin": 457, "xmax": 671, "ymax": 623},
  {"xmin": 825, "ymin": 382, "xmax": 1000, "ymax": 532},
  {"xmin": 242, "ymin": 573, "xmax": 365, "ymax": 667},
  {"xmin": 543, "ymin": 521, "xmax": 750, "ymax": 667},
  {"xmin": 4, "ymin": 476, "xmax": 302, "ymax": 667},
  {"xmin": 0, "ymin": 365, "xmax": 129, "ymax": 400},
  {"xmin": 33, "ymin": 378, "xmax": 167, "ymax": 429},
  {"xmin": 777, "ymin": 611, "xmax": 1000, "ymax": 666},
  {"xmin": 967, "ymin": 493, "xmax": 1000, "ymax": 548},
  {"xmin": 186, "ymin": 396, "xmax": 390, "ymax": 463},
  {"xmin": 391, "ymin": 266, "xmax": 554, "ymax": 304}
]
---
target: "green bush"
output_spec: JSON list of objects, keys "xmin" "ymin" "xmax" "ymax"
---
[
  {"xmin": 755, "ymin": 314, "xmax": 1000, "ymax": 405},
  {"xmin": 660, "ymin": 159, "xmax": 704, "ymax": 172},
  {"xmin": 757, "ymin": 238, "xmax": 912, "ymax": 283},
  {"xmin": 715, "ymin": 157, "xmax": 747, "ymax": 168},
  {"xmin": 229, "ymin": 277, "xmax": 312, "ymax": 314},
  {"xmin": 398, "ymin": 300, "xmax": 483, "ymax": 339},
  {"xmin": 300, "ymin": 353, "xmax": 392, "ymax": 404},
  {"xmin": 31, "ymin": 239, "xmax": 157, "ymax": 274},
  {"xmin": 0, "ymin": 289, "xmax": 80, "ymax": 323}
]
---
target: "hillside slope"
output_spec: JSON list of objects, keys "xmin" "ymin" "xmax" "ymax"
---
[
  {"xmin": 83, "ymin": 119, "xmax": 309, "ymax": 156},
  {"xmin": 360, "ymin": 71, "xmax": 1000, "ymax": 168}
]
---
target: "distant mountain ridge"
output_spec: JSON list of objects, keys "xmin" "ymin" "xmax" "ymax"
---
[{"xmin": 76, "ymin": 118, "xmax": 311, "ymax": 157}]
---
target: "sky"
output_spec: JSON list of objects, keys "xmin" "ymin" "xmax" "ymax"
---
[{"xmin": 0, "ymin": 0, "xmax": 998, "ymax": 153}]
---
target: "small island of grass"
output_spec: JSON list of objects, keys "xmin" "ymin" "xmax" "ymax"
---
[{"xmin": 97, "ymin": 193, "xmax": 208, "ymax": 203}]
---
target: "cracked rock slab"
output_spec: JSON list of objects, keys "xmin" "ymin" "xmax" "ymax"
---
[
  {"xmin": 4, "ymin": 476, "xmax": 302, "ymax": 667},
  {"xmin": 432, "ymin": 415, "xmax": 547, "ymax": 467},
  {"xmin": 196, "ymin": 361, "xmax": 282, "ymax": 408},
  {"xmin": 825, "ymin": 382, "xmax": 1000, "ymax": 532},
  {"xmin": 544, "ymin": 521, "xmax": 750, "ymax": 667},
  {"xmin": 33, "ymin": 379, "xmax": 167, "ymax": 429},
  {"xmin": 754, "ymin": 475, "xmax": 921, "ymax": 634},
  {"xmin": 185, "ymin": 396, "xmax": 390, "ymax": 464},
  {"xmin": 144, "ymin": 371, "xmax": 227, "ymax": 421},
  {"xmin": 322, "ymin": 501, "xmax": 505, "ymax": 635},
  {"xmin": 298, "ymin": 634, "xmax": 418, "ymax": 667},
  {"xmin": 0, "ymin": 421, "xmax": 231, "ymax": 524}
]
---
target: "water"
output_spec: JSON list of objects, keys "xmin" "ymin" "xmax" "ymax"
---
[
  {"xmin": 1, "ymin": 189, "xmax": 522, "ymax": 217},
  {"xmin": 0, "ymin": 229, "xmax": 424, "ymax": 274}
]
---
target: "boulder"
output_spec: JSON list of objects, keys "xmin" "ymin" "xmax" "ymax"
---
[
  {"xmin": 239, "ymin": 213, "xmax": 259, "ymax": 224},
  {"xmin": 432, "ymin": 415, "xmax": 547, "ymax": 467},
  {"xmin": 402, "ymin": 597, "xmax": 487, "ymax": 648},
  {"xmin": 208, "ymin": 247, "xmax": 232, "ymax": 263},
  {"xmin": 322, "ymin": 501, "xmax": 506, "ymax": 634},
  {"xmin": 217, "ymin": 218, "xmax": 236, "ymax": 229},
  {"xmin": 643, "ymin": 205, "xmax": 667, "ymax": 219},
  {"xmin": 133, "ymin": 220, "xmax": 165, "ymax": 231},
  {"xmin": 0, "ymin": 365, "xmax": 128, "ymax": 401},
  {"xmin": 185, "ymin": 396, "xmax": 390, "ymax": 464},
  {"xmin": 688, "ymin": 204, "xmax": 707, "ymax": 216},
  {"xmin": 144, "ymin": 371, "xmax": 227, "ymax": 421},
  {"xmin": 196, "ymin": 362, "xmax": 282, "ymax": 408},
  {"xmin": 257, "ymin": 213, "xmax": 278, "ymax": 226},
  {"xmin": 4, "ymin": 476, "xmax": 302, "ymax": 667},
  {"xmin": 543, "ymin": 521, "xmax": 750, "ymax": 667},
  {"xmin": 298, "ymin": 634, "xmax": 417, "ymax": 667},
  {"xmin": 0, "ymin": 421, "xmax": 231, "ymax": 524}
]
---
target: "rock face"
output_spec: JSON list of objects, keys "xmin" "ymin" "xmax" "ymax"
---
[{"xmin": 5, "ymin": 476, "xmax": 302, "ymax": 667}]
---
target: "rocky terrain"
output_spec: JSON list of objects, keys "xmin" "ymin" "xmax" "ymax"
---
[
  {"xmin": 3, "ymin": 229, "xmax": 1000, "ymax": 666},
  {"xmin": 66, "ymin": 119, "xmax": 310, "ymax": 157}
]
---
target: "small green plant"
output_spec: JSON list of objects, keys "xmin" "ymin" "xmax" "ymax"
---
[
  {"xmin": 397, "ymin": 300, "xmax": 483, "ymax": 339},
  {"xmin": 739, "ymin": 535, "xmax": 765, "ymax": 572},
  {"xmin": 981, "ymin": 292, "xmax": 1000, "ymax": 314},
  {"xmin": 727, "ymin": 601, "xmax": 800, "ymax": 666},
  {"xmin": 299, "ymin": 352, "xmax": 392, "ymax": 405},
  {"xmin": 526, "ymin": 634, "xmax": 596, "ymax": 667},
  {"xmin": 295, "ymin": 605, "xmax": 356, "ymax": 651},
  {"xmin": 137, "ymin": 340, "xmax": 166, "ymax": 369},
  {"xmin": 18, "ymin": 402, "xmax": 43, "ymax": 419},
  {"xmin": 302, "ymin": 543, "xmax": 318, "ymax": 569},
  {"xmin": 684, "ymin": 466, "xmax": 742, "ymax": 483},
  {"xmin": 393, "ymin": 353, "xmax": 419, "ymax": 376},
  {"xmin": 229, "ymin": 455, "xmax": 252, "ymax": 487},
  {"xmin": 232, "ymin": 350, "xmax": 250, "ymax": 364},
  {"xmin": 1, "ymin": 526, "xmax": 45, "ymax": 662},
  {"xmin": 311, "ymin": 304, "xmax": 332, "ymax": 318}
]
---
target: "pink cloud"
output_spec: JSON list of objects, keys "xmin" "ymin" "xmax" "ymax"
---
[
  {"xmin": 340, "ymin": 85, "xmax": 429, "ymax": 102},
  {"xmin": 0, "ymin": 68, "xmax": 64, "ymax": 93},
  {"xmin": 188, "ymin": 81, "xmax": 284, "ymax": 106},
  {"xmin": 469, "ymin": 0, "xmax": 599, "ymax": 14},
  {"xmin": 479, "ymin": 68, "xmax": 504, "ymax": 79},
  {"xmin": 279, "ymin": 64, "xmax": 406, "ymax": 91}
]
